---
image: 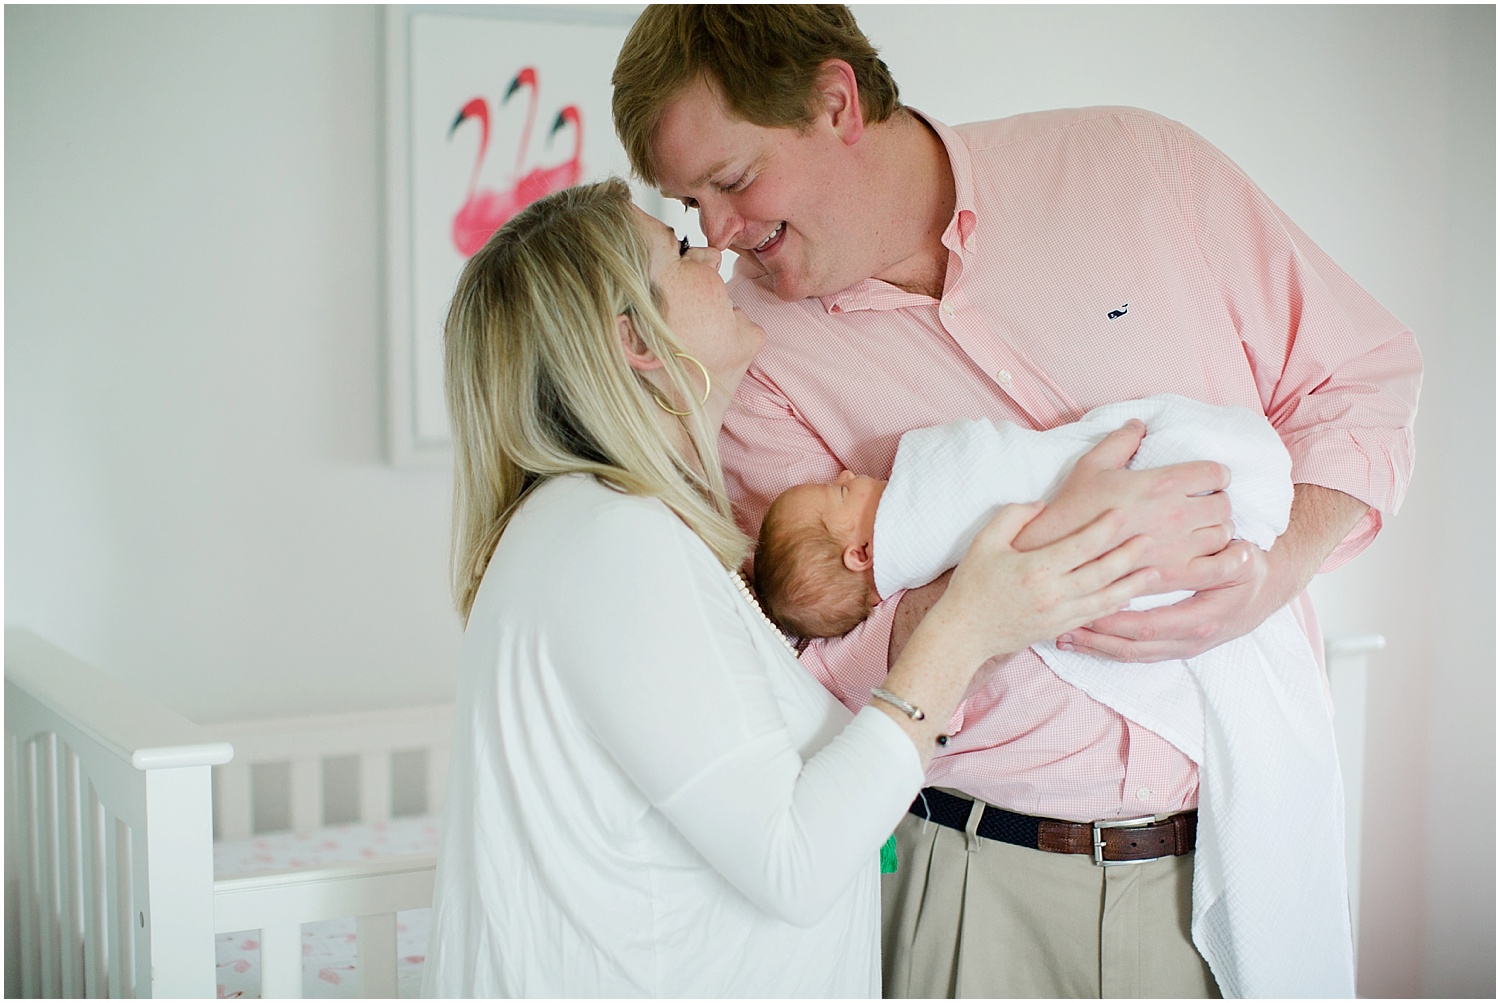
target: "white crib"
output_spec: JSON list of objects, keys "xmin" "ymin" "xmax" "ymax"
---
[
  {"xmin": 5, "ymin": 625, "xmax": 1386, "ymax": 998},
  {"xmin": 5, "ymin": 628, "xmax": 452, "ymax": 999}
]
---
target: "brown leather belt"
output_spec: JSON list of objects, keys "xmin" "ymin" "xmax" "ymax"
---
[{"xmin": 909, "ymin": 787, "xmax": 1197, "ymax": 866}]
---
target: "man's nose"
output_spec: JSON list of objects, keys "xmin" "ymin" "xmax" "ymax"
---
[{"xmin": 698, "ymin": 202, "xmax": 742, "ymax": 251}]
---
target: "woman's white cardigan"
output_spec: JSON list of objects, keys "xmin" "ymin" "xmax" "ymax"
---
[{"xmin": 422, "ymin": 474, "xmax": 922, "ymax": 998}]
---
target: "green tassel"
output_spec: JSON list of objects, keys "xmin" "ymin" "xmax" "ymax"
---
[{"xmin": 880, "ymin": 834, "xmax": 898, "ymax": 874}]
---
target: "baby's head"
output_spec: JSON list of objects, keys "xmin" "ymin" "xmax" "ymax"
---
[{"xmin": 754, "ymin": 470, "xmax": 887, "ymax": 639}]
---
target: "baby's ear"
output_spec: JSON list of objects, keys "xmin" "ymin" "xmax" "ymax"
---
[{"xmin": 843, "ymin": 541, "xmax": 873, "ymax": 573}]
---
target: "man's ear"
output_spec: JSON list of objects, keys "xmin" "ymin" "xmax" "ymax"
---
[
  {"xmin": 816, "ymin": 59, "xmax": 864, "ymax": 146},
  {"xmin": 842, "ymin": 539, "xmax": 874, "ymax": 573},
  {"xmin": 616, "ymin": 313, "xmax": 663, "ymax": 372}
]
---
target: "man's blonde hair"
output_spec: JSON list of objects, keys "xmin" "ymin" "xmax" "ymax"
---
[
  {"xmin": 612, "ymin": 4, "xmax": 901, "ymax": 187},
  {"xmin": 754, "ymin": 487, "xmax": 874, "ymax": 639},
  {"xmin": 445, "ymin": 178, "xmax": 750, "ymax": 621}
]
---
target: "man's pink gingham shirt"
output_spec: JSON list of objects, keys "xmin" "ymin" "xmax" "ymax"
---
[{"xmin": 721, "ymin": 107, "xmax": 1421, "ymax": 823}]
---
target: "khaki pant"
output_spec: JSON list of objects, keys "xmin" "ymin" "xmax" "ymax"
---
[{"xmin": 881, "ymin": 803, "xmax": 1220, "ymax": 999}]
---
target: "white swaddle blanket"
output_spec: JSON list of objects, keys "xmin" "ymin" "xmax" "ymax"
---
[{"xmin": 873, "ymin": 395, "xmax": 1354, "ymax": 998}]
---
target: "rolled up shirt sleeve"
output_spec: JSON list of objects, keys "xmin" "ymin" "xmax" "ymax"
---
[{"xmin": 1148, "ymin": 117, "xmax": 1422, "ymax": 570}]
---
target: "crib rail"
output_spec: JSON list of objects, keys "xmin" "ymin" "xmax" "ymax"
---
[
  {"xmin": 5, "ymin": 628, "xmax": 234, "ymax": 998},
  {"xmin": 213, "ymin": 853, "xmax": 437, "ymax": 997},
  {"xmin": 210, "ymin": 706, "xmax": 453, "ymax": 839}
]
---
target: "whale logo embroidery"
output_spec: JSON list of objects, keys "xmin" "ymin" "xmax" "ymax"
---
[{"xmin": 1107, "ymin": 304, "xmax": 1129, "ymax": 320}]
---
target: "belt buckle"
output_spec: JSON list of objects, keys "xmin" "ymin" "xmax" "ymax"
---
[{"xmin": 1092, "ymin": 814, "xmax": 1160, "ymax": 867}]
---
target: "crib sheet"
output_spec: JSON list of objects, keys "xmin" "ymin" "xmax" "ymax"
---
[{"xmin": 214, "ymin": 815, "xmax": 440, "ymax": 999}]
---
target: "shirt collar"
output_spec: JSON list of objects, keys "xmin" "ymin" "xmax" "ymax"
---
[{"xmin": 819, "ymin": 108, "xmax": 979, "ymax": 314}]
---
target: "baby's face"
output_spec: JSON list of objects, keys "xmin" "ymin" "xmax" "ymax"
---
[{"xmin": 796, "ymin": 470, "xmax": 885, "ymax": 553}]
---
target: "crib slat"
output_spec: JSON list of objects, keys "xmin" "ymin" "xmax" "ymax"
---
[
  {"xmin": 360, "ymin": 752, "xmax": 392, "ymax": 823},
  {"xmin": 138, "ymin": 764, "xmax": 219, "ymax": 997},
  {"xmin": 16, "ymin": 737, "xmax": 41, "ymax": 999},
  {"xmin": 110, "ymin": 817, "xmax": 136, "ymax": 998},
  {"xmin": 39, "ymin": 733, "xmax": 62, "ymax": 998},
  {"xmin": 427, "ymin": 745, "xmax": 450, "ymax": 815},
  {"xmin": 356, "ymin": 912, "xmax": 398, "ymax": 996},
  {"xmin": 3, "ymin": 734, "xmax": 15, "ymax": 1001},
  {"xmin": 216, "ymin": 762, "xmax": 252, "ymax": 840},
  {"xmin": 290, "ymin": 756, "xmax": 323, "ymax": 833},
  {"xmin": 60, "ymin": 747, "xmax": 84, "ymax": 998},
  {"xmin": 260, "ymin": 922, "xmax": 303, "ymax": 998},
  {"xmin": 84, "ymin": 784, "xmax": 108, "ymax": 998}
]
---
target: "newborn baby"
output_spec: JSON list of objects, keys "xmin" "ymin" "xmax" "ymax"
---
[{"xmin": 754, "ymin": 395, "xmax": 1292, "ymax": 640}]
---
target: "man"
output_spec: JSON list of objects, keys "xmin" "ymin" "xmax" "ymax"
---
[{"xmin": 612, "ymin": 6, "xmax": 1420, "ymax": 998}]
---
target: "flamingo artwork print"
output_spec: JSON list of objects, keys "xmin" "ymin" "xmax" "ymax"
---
[
  {"xmin": 447, "ymin": 67, "xmax": 585, "ymax": 258},
  {"xmin": 396, "ymin": 9, "xmax": 643, "ymax": 459}
]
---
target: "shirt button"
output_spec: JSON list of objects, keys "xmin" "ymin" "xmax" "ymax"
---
[
  {"xmin": 1136, "ymin": 787, "xmax": 1152, "ymax": 802},
  {"xmin": 940, "ymin": 301, "xmax": 955, "ymax": 317},
  {"xmin": 996, "ymin": 369, "xmax": 1013, "ymax": 386}
]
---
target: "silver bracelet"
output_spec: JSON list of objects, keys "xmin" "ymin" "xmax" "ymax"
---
[{"xmin": 871, "ymin": 686, "xmax": 926, "ymax": 721}]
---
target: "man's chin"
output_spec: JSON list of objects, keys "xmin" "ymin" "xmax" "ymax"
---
[{"xmin": 766, "ymin": 269, "xmax": 820, "ymax": 303}]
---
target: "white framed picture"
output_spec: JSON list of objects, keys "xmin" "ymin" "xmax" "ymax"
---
[{"xmin": 385, "ymin": 4, "xmax": 663, "ymax": 465}]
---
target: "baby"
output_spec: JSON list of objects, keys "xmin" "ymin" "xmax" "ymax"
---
[
  {"xmin": 754, "ymin": 469, "xmax": 887, "ymax": 639},
  {"xmin": 754, "ymin": 394, "xmax": 1294, "ymax": 640}
]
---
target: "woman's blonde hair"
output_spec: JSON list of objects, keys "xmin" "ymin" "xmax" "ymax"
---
[{"xmin": 445, "ymin": 178, "xmax": 750, "ymax": 621}]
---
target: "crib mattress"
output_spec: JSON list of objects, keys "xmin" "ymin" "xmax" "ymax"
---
[{"xmin": 214, "ymin": 815, "xmax": 440, "ymax": 1000}]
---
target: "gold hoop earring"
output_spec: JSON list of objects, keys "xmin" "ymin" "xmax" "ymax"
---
[{"xmin": 653, "ymin": 352, "xmax": 713, "ymax": 416}]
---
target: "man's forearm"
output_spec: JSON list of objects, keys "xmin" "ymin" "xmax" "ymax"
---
[
  {"xmin": 888, "ymin": 570, "xmax": 952, "ymax": 668},
  {"xmin": 1260, "ymin": 483, "xmax": 1371, "ymax": 607}
]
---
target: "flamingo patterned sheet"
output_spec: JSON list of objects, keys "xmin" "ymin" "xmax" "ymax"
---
[{"xmin": 213, "ymin": 815, "xmax": 440, "ymax": 999}]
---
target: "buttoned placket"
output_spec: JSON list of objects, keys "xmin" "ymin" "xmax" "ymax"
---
[
  {"xmin": 1115, "ymin": 719, "xmax": 1183, "ymax": 817},
  {"xmin": 934, "ymin": 218, "xmax": 1043, "ymax": 421}
]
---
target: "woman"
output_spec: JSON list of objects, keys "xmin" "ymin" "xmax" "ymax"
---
[{"xmin": 421, "ymin": 179, "xmax": 1157, "ymax": 997}]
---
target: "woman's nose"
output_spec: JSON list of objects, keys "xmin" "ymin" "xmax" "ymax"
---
[{"xmin": 694, "ymin": 245, "xmax": 723, "ymax": 269}]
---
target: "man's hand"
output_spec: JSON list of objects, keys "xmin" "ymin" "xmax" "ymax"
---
[{"xmin": 1057, "ymin": 483, "xmax": 1370, "ymax": 661}]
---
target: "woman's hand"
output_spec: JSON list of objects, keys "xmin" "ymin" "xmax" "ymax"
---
[
  {"xmin": 1012, "ymin": 420, "xmax": 1237, "ymax": 594},
  {"xmin": 873, "ymin": 503, "xmax": 1158, "ymax": 762},
  {"xmin": 937, "ymin": 503, "xmax": 1160, "ymax": 665}
]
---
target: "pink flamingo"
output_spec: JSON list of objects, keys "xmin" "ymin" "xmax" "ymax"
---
[
  {"xmin": 509, "ymin": 106, "xmax": 584, "ymax": 209},
  {"xmin": 448, "ymin": 73, "xmax": 585, "ymax": 258},
  {"xmin": 447, "ymin": 68, "xmax": 538, "ymax": 257},
  {"xmin": 448, "ymin": 95, "xmax": 508, "ymax": 258},
  {"xmin": 505, "ymin": 67, "xmax": 538, "ymax": 176}
]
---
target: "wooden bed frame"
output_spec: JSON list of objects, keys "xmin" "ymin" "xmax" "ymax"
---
[{"xmin": 4, "ymin": 625, "xmax": 1385, "ymax": 998}]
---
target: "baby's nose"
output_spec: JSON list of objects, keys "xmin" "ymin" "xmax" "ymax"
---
[{"xmin": 836, "ymin": 469, "xmax": 856, "ymax": 484}]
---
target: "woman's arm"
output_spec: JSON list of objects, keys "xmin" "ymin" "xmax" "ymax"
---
[{"xmin": 873, "ymin": 503, "xmax": 1158, "ymax": 768}]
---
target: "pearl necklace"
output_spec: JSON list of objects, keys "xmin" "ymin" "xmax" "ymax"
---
[{"xmin": 731, "ymin": 571, "xmax": 799, "ymax": 656}]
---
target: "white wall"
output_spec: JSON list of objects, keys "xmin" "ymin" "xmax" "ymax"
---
[
  {"xmin": 6, "ymin": 5, "xmax": 461, "ymax": 722},
  {"xmin": 6, "ymin": 4, "xmax": 1492, "ymax": 996}
]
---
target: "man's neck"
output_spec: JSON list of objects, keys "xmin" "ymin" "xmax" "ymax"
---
[{"xmin": 865, "ymin": 109, "xmax": 958, "ymax": 301}]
